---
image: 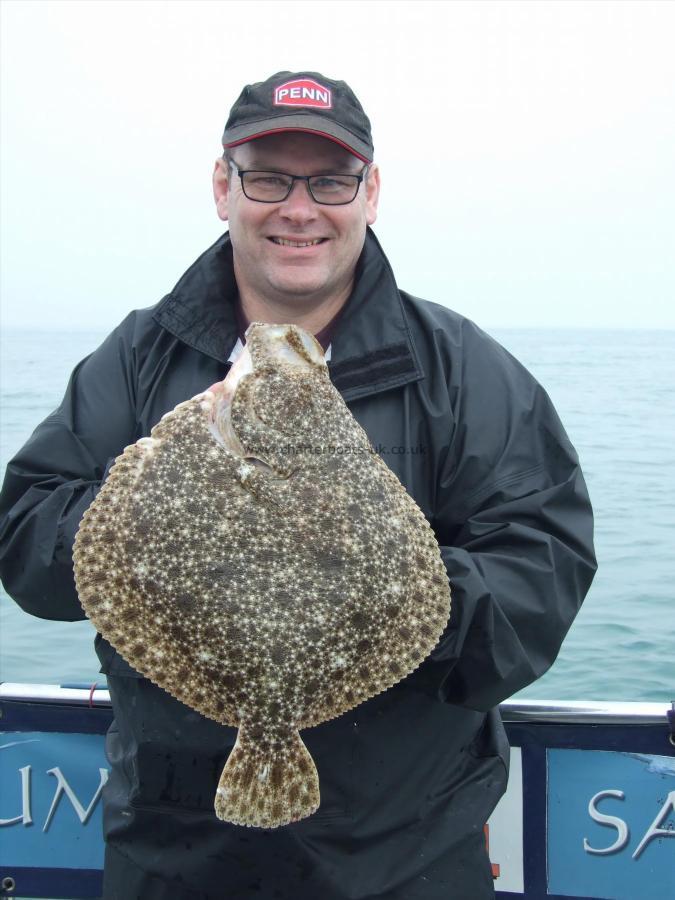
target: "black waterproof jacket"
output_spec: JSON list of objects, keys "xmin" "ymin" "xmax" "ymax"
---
[{"xmin": 0, "ymin": 229, "xmax": 596, "ymax": 899}]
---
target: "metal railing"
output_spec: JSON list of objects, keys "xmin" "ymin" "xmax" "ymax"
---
[{"xmin": 0, "ymin": 682, "xmax": 671, "ymax": 726}]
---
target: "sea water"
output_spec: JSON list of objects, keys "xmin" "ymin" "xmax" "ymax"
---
[{"xmin": 1, "ymin": 326, "xmax": 673, "ymax": 702}]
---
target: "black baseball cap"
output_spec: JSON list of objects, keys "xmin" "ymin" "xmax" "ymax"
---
[{"xmin": 222, "ymin": 71, "xmax": 374, "ymax": 163}]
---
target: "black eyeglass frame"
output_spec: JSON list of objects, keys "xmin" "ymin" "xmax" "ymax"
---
[{"xmin": 227, "ymin": 158, "xmax": 369, "ymax": 206}]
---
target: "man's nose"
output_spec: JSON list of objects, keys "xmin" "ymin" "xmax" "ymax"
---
[{"xmin": 279, "ymin": 179, "xmax": 318, "ymax": 221}]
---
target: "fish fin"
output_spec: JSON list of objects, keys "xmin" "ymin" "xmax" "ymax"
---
[{"xmin": 214, "ymin": 724, "xmax": 320, "ymax": 828}]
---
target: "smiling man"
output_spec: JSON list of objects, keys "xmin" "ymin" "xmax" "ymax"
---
[
  {"xmin": 215, "ymin": 132, "xmax": 379, "ymax": 334},
  {"xmin": 0, "ymin": 71, "xmax": 596, "ymax": 899}
]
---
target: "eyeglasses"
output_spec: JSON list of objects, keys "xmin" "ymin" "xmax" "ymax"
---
[{"xmin": 228, "ymin": 159, "xmax": 368, "ymax": 206}]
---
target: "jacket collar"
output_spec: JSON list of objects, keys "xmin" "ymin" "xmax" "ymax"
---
[{"xmin": 153, "ymin": 227, "xmax": 424, "ymax": 401}]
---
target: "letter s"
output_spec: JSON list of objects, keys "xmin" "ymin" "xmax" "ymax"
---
[{"xmin": 583, "ymin": 789, "xmax": 629, "ymax": 855}]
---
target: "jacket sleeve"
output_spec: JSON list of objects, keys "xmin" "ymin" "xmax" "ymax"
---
[
  {"xmin": 418, "ymin": 323, "xmax": 597, "ymax": 712},
  {"xmin": 0, "ymin": 321, "xmax": 138, "ymax": 621}
]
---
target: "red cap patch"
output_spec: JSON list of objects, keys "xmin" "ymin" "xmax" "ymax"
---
[{"xmin": 273, "ymin": 78, "xmax": 332, "ymax": 109}]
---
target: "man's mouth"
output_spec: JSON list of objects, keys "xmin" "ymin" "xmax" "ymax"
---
[{"xmin": 268, "ymin": 237, "xmax": 327, "ymax": 248}]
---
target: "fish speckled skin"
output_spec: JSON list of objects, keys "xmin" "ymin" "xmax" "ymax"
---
[{"xmin": 73, "ymin": 323, "xmax": 451, "ymax": 829}]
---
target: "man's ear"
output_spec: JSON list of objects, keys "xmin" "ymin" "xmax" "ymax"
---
[
  {"xmin": 213, "ymin": 157, "xmax": 230, "ymax": 222},
  {"xmin": 365, "ymin": 163, "xmax": 380, "ymax": 226}
]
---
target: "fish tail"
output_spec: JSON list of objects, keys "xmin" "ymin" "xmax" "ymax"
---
[{"xmin": 214, "ymin": 725, "xmax": 320, "ymax": 828}]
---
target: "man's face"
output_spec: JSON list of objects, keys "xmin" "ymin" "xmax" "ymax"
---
[{"xmin": 213, "ymin": 132, "xmax": 380, "ymax": 310}]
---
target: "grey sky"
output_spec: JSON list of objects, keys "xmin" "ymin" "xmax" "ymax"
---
[{"xmin": 1, "ymin": 0, "xmax": 673, "ymax": 331}]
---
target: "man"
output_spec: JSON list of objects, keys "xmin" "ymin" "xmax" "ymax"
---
[{"xmin": 0, "ymin": 71, "xmax": 596, "ymax": 899}]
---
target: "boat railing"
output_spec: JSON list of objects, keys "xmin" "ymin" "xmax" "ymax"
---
[{"xmin": 0, "ymin": 680, "xmax": 670, "ymax": 725}]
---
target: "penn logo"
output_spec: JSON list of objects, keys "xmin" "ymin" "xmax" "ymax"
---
[{"xmin": 274, "ymin": 79, "xmax": 332, "ymax": 109}]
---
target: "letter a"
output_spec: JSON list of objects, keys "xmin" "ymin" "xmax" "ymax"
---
[{"xmin": 632, "ymin": 790, "xmax": 675, "ymax": 859}]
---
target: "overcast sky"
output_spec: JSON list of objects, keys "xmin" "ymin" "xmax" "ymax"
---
[{"xmin": 1, "ymin": 0, "xmax": 674, "ymax": 331}]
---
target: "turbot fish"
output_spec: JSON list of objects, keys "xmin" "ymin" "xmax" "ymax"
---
[{"xmin": 73, "ymin": 323, "xmax": 451, "ymax": 828}]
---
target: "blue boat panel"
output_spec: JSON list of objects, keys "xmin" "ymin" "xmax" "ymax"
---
[
  {"xmin": 0, "ymin": 865, "xmax": 102, "ymax": 899},
  {"xmin": 547, "ymin": 749, "xmax": 675, "ymax": 900},
  {"xmin": 0, "ymin": 699, "xmax": 112, "ymax": 735},
  {"xmin": 0, "ymin": 730, "xmax": 107, "ymax": 874}
]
